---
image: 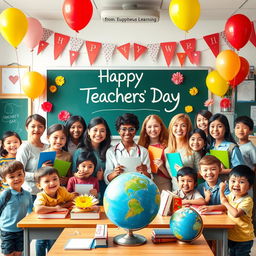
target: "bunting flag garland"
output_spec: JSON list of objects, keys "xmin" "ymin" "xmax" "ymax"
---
[
  {"xmin": 250, "ymin": 21, "xmax": 256, "ymax": 47},
  {"xmin": 220, "ymin": 31, "xmax": 235, "ymax": 51},
  {"xmin": 37, "ymin": 28, "xmax": 53, "ymax": 55},
  {"xmin": 102, "ymin": 43, "xmax": 116, "ymax": 63},
  {"xmin": 54, "ymin": 33, "xmax": 70, "ymax": 60},
  {"xmin": 203, "ymin": 33, "xmax": 220, "ymax": 57},
  {"xmin": 160, "ymin": 42, "xmax": 177, "ymax": 66},
  {"xmin": 177, "ymin": 52, "xmax": 187, "ymax": 66},
  {"xmin": 85, "ymin": 41, "xmax": 102, "ymax": 65},
  {"xmin": 180, "ymin": 38, "xmax": 196, "ymax": 54},
  {"xmin": 147, "ymin": 43, "xmax": 160, "ymax": 62},
  {"xmin": 187, "ymin": 51, "xmax": 201, "ymax": 65},
  {"xmin": 134, "ymin": 43, "xmax": 147, "ymax": 61},
  {"xmin": 117, "ymin": 43, "xmax": 130, "ymax": 60},
  {"xmin": 69, "ymin": 37, "xmax": 84, "ymax": 66}
]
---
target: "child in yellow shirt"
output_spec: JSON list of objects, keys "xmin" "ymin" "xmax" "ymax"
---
[
  {"xmin": 220, "ymin": 165, "xmax": 255, "ymax": 256},
  {"xmin": 34, "ymin": 166, "xmax": 77, "ymax": 256}
]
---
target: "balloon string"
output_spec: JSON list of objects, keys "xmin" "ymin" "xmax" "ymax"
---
[
  {"xmin": 15, "ymin": 47, "xmax": 22, "ymax": 94},
  {"xmin": 31, "ymin": 50, "xmax": 34, "ymax": 71}
]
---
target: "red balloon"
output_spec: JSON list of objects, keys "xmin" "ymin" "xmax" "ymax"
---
[
  {"xmin": 229, "ymin": 56, "xmax": 249, "ymax": 88},
  {"xmin": 62, "ymin": 0, "xmax": 93, "ymax": 32},
  {"xmin": 225, "ymin": 14, "xmax": 252, "ymax": 50}
]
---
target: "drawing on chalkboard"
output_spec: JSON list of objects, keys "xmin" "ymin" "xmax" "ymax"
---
[{"xmin": 1, "ymin": 66, "xmax": 28, "ymax": 94}]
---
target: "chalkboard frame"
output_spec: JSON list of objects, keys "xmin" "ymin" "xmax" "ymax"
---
[{"xmin": 47, "ymin": 67, "xmax": 212, "ymax": 136}]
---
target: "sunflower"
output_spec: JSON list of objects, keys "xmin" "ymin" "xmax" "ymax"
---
[
  {"xmin": 74, "ymin": 195, "xmax": 98, "ymax": 209},
  {"xmin": 185, "ymin": 105, "xmax": 193, "ymax": 113},
  {"xmin": 55, "ymin": 76, "xmax": 65, "ymax": 86}
]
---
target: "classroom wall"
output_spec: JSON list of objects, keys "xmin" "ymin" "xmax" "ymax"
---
[{"xmin": 0, "ymin": 16, "xmax": 255, "ymax": 134}]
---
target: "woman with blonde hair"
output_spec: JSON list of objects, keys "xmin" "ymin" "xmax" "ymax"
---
[
  {"xmin": 165, "ymin": 113, "xmax": 201, "ymax": 190},
  {"xmin": 138, "ymin": 115, "xmax": 171, "ymax": 192}
]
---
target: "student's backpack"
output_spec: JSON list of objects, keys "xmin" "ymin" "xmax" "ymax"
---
[{"xmin": 0, "ymin": 190, "xmax": 12, "ymax": 216}]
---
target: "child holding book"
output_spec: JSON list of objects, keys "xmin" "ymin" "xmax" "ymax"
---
[
  {"xmin": 0, "ymin": 131, "xmax": 22, "ymax": 191},
  {"xmin": 220, "ymin": 165, "xmax": 255, "ymax": 256},
  {"xmin": 67, "ymin": 152, "xmax": 99, "ymax": 198},
  {"xmin": 44, "ymin": 124, "xmax": 72, "ymax": 186},
  {"xmin": 197, "ymin": 155, "xmax": 229, "ymax": 213},
  {"xmin": 173, "ymin": 167, "xmax": 205, "ymax": 206},
  {"xmin": 138, "ymin": 115, "xmax": 170, "ymax": 192},
  {"xmin": 34, "ymin": 166, "xmax": 77, "ymax": 256},
  {"xmin": 0, "ymin": 161, "xmax": 33, "ymax": 256}
]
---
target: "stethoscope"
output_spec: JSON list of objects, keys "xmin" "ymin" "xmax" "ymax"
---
[{"xmin": 114, "ymin": 142, "xmax": 141, "ymax": 157}]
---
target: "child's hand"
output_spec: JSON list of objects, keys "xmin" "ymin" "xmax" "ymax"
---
[
  {"xmin": 219, "ymin": 182, "xmax": 226, "ymax": 192},
  {"xmin": 153, "ymin": 159, "xmax": 163, "ymax": 169},
  {"xmin": 203, "ymin": 187, "xmax": 212, "ymax": 199},
  {"xmin": 198, "ymin": 205, "xmax": 211, "ymax": 213},
  {"xmin": 42, "ymin": 160, "xmax": 53, "ymax": 167},
  {"xmin": 72, "ymin": 192, "xmax": 79, "ymax": 197},
  {"xmin": 182, "ymin": 199, "xmax": 190, "ymax": 206},
  {"xmin": 114, "ymin": 165, "xmax": 125, "ymax": 177},
  {"xmin": 97, "ymin": 169, "xmax": 104, "ymax": 181},
  {"xmin": 74, "ymin": 172, "xmax": 84, "ymax": 179},
  {"xmin": 136, "ymin": 164, "xmax": 147, "ymax": 174},
  {"xmin": 55, "ymin": 205, "xmax": 68, "ymax": 211},
  {"xmin": 89, "ymin": 188, "xmax": 98, "ymax": 197},
  {"xmin": 174, "ymin": 164, "xmax": 182, "ymax": 171}
]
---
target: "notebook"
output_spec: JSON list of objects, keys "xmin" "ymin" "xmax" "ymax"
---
[
  {"xmin": 53, "ymin": 159, "xmax": 71, "ymax": 177},
  {"xmin": 64, "ymin": 238, "xmax": 94, "ymax": 250},
  {"xmin": 118, "ymin": 157, "xmax": 141, "ymax": 172},
  {"xmin": 209, "ymin": 150, "xmax": 230, "ymax": 169},
  {"xmin": 37, "ymin": 151, "xmax": 56, "ymax": 168},
  {"xmin": 165, "ymin": 152, "xmax": 183, "ymax": 177},
  {"xmin": 148, "ymin": 146, "xmax": 163, "ymax": 174}
]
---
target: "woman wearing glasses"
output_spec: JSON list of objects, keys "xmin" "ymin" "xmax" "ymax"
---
[{"xmin": 104, "ymin": 113, "xmax": 151, "ymax": 184}]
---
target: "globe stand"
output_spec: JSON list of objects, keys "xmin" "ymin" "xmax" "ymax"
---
[{"xmin": 113, "ymin": 229, "xmax": 147, "ymax": 246}]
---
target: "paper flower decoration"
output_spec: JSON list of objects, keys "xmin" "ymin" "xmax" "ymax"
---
[
  {"xmin": 185, "ymin": 105, "xmax": 193, "ymax": 113},
  {"xmin": 189, "ymin": 87, "xmax": 198, "ymax": 96},
  {"xmin": 49, "ymin": 85, "xmax": 57, "ymax": 93},
  {"xmin": 220, "ymin": 98, "xmax": 231, "ymax": 108},
  {"xmin": 58, "ymin": 110, "xmax": 71, "ymax": 121},
  {"xmin": 204, "ymin": 98, "xmax": 214, "ymax": 107},
  {"xmin": 41, "ymin": 102, "xmax": 53, "ymax": 112},
  {"xmin": 171, "ymin": 72, "xmax": 184, "ymax": 85},
  {"xmin": 55, "ymin": 76, "xmax": 65, "ymax": 86},
  {"xmin": 74, "ymin": 195, "xmax": 99, "ymax": 209}
]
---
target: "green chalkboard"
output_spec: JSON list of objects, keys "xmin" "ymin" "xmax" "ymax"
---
[
  {"xmin": 0, "ymin": 98, "xmax": 29, "ymax": 140},
  {"xmin": 47, "ymin": 68, "xmax": 210, "ymax": 135}
]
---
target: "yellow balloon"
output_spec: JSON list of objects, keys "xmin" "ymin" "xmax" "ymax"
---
[
  {"xmin": 169, "ymin": 0, "xmax": 200, "ymax": 32},
  {"xmin": 206, "ymin": 70, "xmax": 229, "ymax": 97},
  {"xmin": 0, "ymin": 8, "xmax": 28, "ymax": 48},
  {"xmin": 216, "ymin": 50, "xmax": 240, "ymax": 81},
  {"xmin": 21, "ymin": 72, "xmax": 46, "ymax": 99}
]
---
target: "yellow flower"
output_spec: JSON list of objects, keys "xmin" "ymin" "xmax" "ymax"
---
[
  {"xmin": 74, "ymin": 195, "xmax": 98, "ymax": 209},
  {"xmin": 185, "ymin": 105, "xmax": 193, "ymax": 113},
  {"xmin": 189, "ymin": 87, "xmax": 198, "ymax": 96},
  {"xmin": 49, "ymin": 85, "xmax": 57, "ymax": 93},
  {"xmin": 55, "ymin": 76, "xmax": 65, "ymax": 86}
]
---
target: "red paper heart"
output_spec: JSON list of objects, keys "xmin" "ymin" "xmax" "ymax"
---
[{"xmin": 9, "ymin": 75, "xmax": 19, "ymax": 84}]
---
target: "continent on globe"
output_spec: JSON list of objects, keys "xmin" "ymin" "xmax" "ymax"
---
[
  {"xmin": 125, "ymin": 198, "xmax": 144, "ymax": 219},
  {"xmin": 125, "ymin": 177, "xmax": 148, "ymax": 196}
]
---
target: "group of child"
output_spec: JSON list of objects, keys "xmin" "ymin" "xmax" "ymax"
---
[{"xmin": 0, "ymin": 110, "xmax": 255, "ymax": 256}]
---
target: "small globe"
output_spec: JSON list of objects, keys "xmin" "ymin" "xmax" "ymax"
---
[
  {"xmin": 103, "ymin": 172, "xmax": 160, "ymax": 230},
  {"xmin": 170, "ymin": 207, "xmax": 203, "ymax": 242}
]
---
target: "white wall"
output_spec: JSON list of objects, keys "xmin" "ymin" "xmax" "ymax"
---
[{"xmin": 0, "ymin": 16, "xmax": 255, "ymax": 127}]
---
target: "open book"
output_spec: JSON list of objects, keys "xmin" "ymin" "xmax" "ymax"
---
[{"xmin": 190, "ymin": 205, "xmax": 223, "ymax": 215}]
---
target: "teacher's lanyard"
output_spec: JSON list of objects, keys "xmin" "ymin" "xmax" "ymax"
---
[{"xmin": 114, "ymin": 143, "xmax": 141, "ymax": 157}]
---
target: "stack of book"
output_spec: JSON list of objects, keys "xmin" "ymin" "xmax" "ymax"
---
[
  {"xmin": 93, "ymin": 224, "xmax": 108, "ymax": 248},
  {"xmin": 70, "ymin": 205, "xmax": 100, "ymax": 219},
  {"xmin": 151, "ymin": 228, "xmax": 177, "ymax": 243}
]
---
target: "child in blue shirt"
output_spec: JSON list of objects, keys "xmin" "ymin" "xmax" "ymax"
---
[
  {"xmin": 0, "ymin": 161, "xmax": 33, "ymax": 256},
  {"xmin": 197, "ymin": 155, "xmax": 229, "ymax": 213}
]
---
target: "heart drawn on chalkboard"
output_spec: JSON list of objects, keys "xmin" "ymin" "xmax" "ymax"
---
[{"xmin": 9, "ymin": 75, "xmax": 19, "ymax": 84}]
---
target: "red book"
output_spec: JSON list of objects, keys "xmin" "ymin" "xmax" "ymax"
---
[
  {"xmin": 37, "ymin": 210, "xmax": 69, "ymax": 219},
  {"xmin": 190, "ymin": 205, "xmax": 223, "ymax": 215}
]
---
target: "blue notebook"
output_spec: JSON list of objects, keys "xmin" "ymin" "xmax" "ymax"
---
[
  {"xmin": 37, "ymin": 151, "xmax": 56, "ymax": 168},
  {"xmin": 165, "ymin": 153, "xmax": 183, "ymax": 177}
]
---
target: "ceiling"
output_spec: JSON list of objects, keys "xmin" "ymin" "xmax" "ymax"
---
[{"xmin": 0, "ymin": 0, "xmax": 255, "ymax": 21}]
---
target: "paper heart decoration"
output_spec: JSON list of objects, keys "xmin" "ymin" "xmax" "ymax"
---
[{"xmin": 9, "ymin": 75, "xmax": 19, "ymax": 84}]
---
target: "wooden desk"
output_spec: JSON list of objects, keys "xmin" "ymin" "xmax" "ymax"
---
[
  {"xmin": 18, "ymin": 210, "xmax": 235, "ymax": 256},
  {"xmin": 47, "ymin": 228, "xmax": 214, "ymax": 256}
]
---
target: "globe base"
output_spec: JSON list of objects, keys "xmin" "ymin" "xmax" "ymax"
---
[
  {"xmin": 113, "ymin": 230, "xmax": 147, "ymax": 246},
  {"xmin": 177, "ymin": 240, "xmax": 192, "ymax": 244}
]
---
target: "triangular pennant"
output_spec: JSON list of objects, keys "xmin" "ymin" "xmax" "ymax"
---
[
  {"xmin": 203, "ymin": 33, "xmax": 220, "ymax": 57},
  {"xmin": 187, "ymin": 51, "xmax": 201, "ymax": 65},
  {"xmin": 160, "ymin": 42, "xmax": 177, "ymax": 66},
  {"xmin": 220, "ymin": 31, "xmax": 235, "ymax": 51},
  {"xmin": 37, "ymin": 41, "xmax": 49, "ymax": 55},
  {"xmin": 102, "ymin": 43, "xmax": 116, "ymax": 63},
  {"xmin": 250, "ymin": 21, "xmax": 256, "ymax": 47},
  {"xmin": 85, "ymin": 41, "xmax": 102, "ymax": 65},
  {"xmin": 180, "ymin": 38, "xmax": 196, "ymax": 54},
  {"xmin": 54, "ymin": 33, "xmax": 70, "ymax": 60},
  {"xmin": 134, "ymin": 43, "xmax": 147, "ymax": 61},
  {"xmin": 177, "ymin": 52, "xmax": 187, "ymax": 66},
  {"xmin": 37, "ymin": 28, "xmax": 53, "ymax": 55},
  {"xmin": 70, "ymin": 37, "xmax": 84, "ymax": 52},
  {"xmin": 147, "ymin": 43, "xmax": 160, "ymax": 62},
  {"xmin": 69, "ymin": 51, "xmax": 80, "ymax": 66},
  {"xmin": 117, "ymin": 43, "xmax": 130, "ymax": 60}
]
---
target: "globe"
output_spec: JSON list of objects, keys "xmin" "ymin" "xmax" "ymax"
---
[
  {"xmin": 170, "ymin": 207, "xmax": 203, "ymax": 242},
  {"xmin": 103, "ymin": 172, "xmax": 160, "ymax": 245}
]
